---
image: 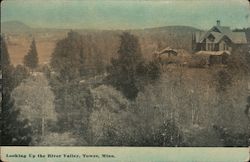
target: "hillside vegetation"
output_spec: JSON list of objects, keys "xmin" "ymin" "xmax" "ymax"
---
[
  {"xmin": 3, "ymin": 21, "xmax": 200, "ymax": 65},
  {"xmin": 1, "ymin": 23, "xmax": 249, "ymax": 146}
]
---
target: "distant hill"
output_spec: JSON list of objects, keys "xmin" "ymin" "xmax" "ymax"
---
[
  {"xmin": 145, "ymin": 25, "xmax": 201, "ymax": 31},
  {"xmin": 1, "ymin": 21, "xmax": 32, "ymax": 33},
  {"xmin": 132, "ymin": 26, "xmax": 201, "ymax": 54}
]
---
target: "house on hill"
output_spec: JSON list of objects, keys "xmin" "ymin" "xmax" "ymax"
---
[
  {"xmin": 192, "ymin": 20, "xmax": 248, "ymax": 65},
  {"xmin": 193, "ymin": 20, "xmax": 247, "ymax": 52}
]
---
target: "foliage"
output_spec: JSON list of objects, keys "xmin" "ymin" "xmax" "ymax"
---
[
  {"xmin": 1, "ymin": 94, "xmax": 32, "ymax": 145},
  {"xmin": 145, "ymin": 59, "xmax": 162, "ymax": 81},
  {"xmin": 38, "ymin": 132, "xmax": 86, "ymax": 146},
  {"xmin": 3, "ymin": 27, "xmax": 250, "ymax": 146},
  {"xmin": 213, "ymin": 125, "xmax": 250, "ymax": 146},
  {"xmin": 50, "ymin": 80, "xmax": 93, "ymax": 134},
  {"xmin": 88, "ymin": 109, "xmax": 136, "ymax": 146},
  {"xmin": 152, "ymin": 121, "xmax": 184, "ymax": 146},
  {"xmin": 1, "ymin": 36, "xmax": 15, "ymax": 94},
  {"xmin": 49, "ymin": 31, "xmax": 103, "ymax": 137},
  {"xmin": 12, "ymin": 65, "xmax": 30, "ymax": 88},
  {"xmin": 88, "ymin": 85, "xmax": 136, "ymax": 145},
  {"xmin": 49, "ymin": 31, "xmax": 105, "ymax": 78},
  {"xmin": 23, "ymin": 39, "xmax": 39, "ymax": 70},
  {"xmin": 93, "ymin": 49, "xmax": 105, "ymax": 74},
  {"xmin": 88, "ymin": 85, "xmax": 184, "ymax": 146},
  {"xmin": 214, "ymin": 69, "xmax": 232, "ymax": 93},
  {"xmin": 0, "ymin": 36, "xmax": 32, "ymax": 145},
  {"xmin": 12, "ymin": 74, "xmax": 57, "ymax": 139},
  {"xmin": 132, "ymin": 84, "xmax": 187, "ymax": 146},
  {"xmin": 50, "ymin": 31, "xmax": 83, "ymax": 82},
  {"xmin": 1, "ymin": 35, "xmax": 11, "ymax": 67},
  {"xmin": 245, "ymin": 96, "xmax": 250, "ymax": 120},
  {"xmin": 107, "ymin": 32, "xmax": 145, "ymax": 100},
  {"xmin": 227, "ymin": 44, "xmax": 250, "ymax": 75}
]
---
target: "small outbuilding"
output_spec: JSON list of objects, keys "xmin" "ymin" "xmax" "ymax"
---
[{"xmin": 157, "ymin": 47, "xmax": 178, "ymax": 57}]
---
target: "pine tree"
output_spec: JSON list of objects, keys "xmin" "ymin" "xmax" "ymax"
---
[
  {"xmin": 107, "ymin": 32, "xmax": 144, "ymax": 100},
  {"xmin": 49, "ymin": 31, "xmax": 92, "ymax": 132},
  {"xmin": 1, "ymin": 35, "xmax": 10, "ymax": 67},
  {"xmin": 50, "ymin": 31, "xmax": 82, "ymax": 82},
  {"xmin": 12, "ymin": 65, "xmax": 29, "ymax": 88},
  {"xmin": 1, "ymin": 94, "xmax": 32, "ymax": 145},
  {"xmin": 1, "ymin": 36, "xmax": 14, "ymax": 94},
  {"xmin": 23, "ymin": 39, "xmax": 39, "ymax": 71},
  {"xmin": 0, "ymin": 36, "xmax": 32, "ymax": 145}
]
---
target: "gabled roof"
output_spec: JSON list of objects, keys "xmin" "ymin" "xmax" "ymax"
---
[
  {"xmin": 195, "ymin": 25, "xmax": 247, "ymax": 44},
  {"xmin": 211, "ymin": 26, "xmax": 231, "ymax": 35},
  {"xmin": 158, "ymin": 47, "xmax": 178, "ymax": 55},
  {"xmin": 230, "ymin": 32, "xmax": 247, "ymax": 44},
  {"xmin": 209, "ymin": 32, "xmax": 224, "ymax": 43},
  {"xmin": 195, "ymin": 31, "xmax": 226, "ymax": 43}
]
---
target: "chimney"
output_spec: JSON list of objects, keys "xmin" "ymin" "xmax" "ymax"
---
[{"xmin": 216, "ymin": 20, "xmax": 221, "ymax": 26}]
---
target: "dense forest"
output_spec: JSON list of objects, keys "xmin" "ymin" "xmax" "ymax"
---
[{"xmin": 1, "ymin": 27, "xmax": 250, "ymax": 146}]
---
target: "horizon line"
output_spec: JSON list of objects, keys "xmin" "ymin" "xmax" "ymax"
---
[{"xmin": 1, "ymin": 20, "xmax": 249, "ymax": 32}]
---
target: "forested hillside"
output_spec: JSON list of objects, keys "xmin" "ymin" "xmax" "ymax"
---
[{"xmin": 1, "ymin": 24, "xmax": 249, "ymax": 146}]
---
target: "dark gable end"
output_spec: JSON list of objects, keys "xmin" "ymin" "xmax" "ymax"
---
[
  {"xmin": 207, "ymin": 33, "xmax": 215, "ymax": 42},
  {"xmin": 209, "ymin": 26, "xmax": 247, "ymax": 44},
  {"xmin": 217, "ymin": 35, "xmax": 232, "ymax": 44}
]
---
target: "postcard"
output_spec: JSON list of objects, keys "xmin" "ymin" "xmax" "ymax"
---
[{"xmin": 1, "ymin": 0, "xmax": 250, "ymax": 161}]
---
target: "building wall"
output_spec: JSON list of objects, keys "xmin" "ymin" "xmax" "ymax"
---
[
  {"xmin": 194, "ymin": 41, "xmax": 232, "ymax": 52},
  {"xmin": 218, "ymin": 40, "xmax": 232, "ymax": 52}
]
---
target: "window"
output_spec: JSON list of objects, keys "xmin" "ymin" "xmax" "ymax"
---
[
  {"xmin": 223, "ymin": 44, "xmax": 228, "ymax": 51},
  {"xmin": 207, "ymin": 43, "xmax": 214, "ymax": 51},
  {"xmin": 208, "ymin": 35, "xmax": 215, "ymax": 42}
]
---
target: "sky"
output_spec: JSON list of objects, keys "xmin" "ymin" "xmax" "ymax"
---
[{"xmin": 1, "ymin": 0, "xmax": 250, "ymax": 30}]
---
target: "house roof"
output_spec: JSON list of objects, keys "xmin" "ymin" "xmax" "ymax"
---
[
  {"xmin": 195, "ymin": 50, "xmax": 231, "ymax": 56},
  {"xmin": 195, "ymin": 25, "xmax": 247, "ymax": 44},
  {"xmin": 230, "ymin": 32, "xmax": 247, "ymax": 44},
  {"xmin": 158, "ymin": 47, "xmax": 178, "ymax": 55},
  {"xmin": 213, "ymin": 26, "xmax": 231, "ymax": 35},
  {"xmin": 209, "ymin": 32, "xmax": 224, "ymax": 43}
]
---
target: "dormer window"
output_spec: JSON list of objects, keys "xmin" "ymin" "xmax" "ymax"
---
[{"xmin": 208, "ymin": 34, "xmax": 215, "ymax": 42}]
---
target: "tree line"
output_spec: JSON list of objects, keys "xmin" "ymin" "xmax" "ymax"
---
[
  {"xmin": 1, "ymin": 35, "xmax": 40, "ymax": 145},
  {"xmin": 1, "ymin": 30, "xmax": 249, "ymax": 146}
]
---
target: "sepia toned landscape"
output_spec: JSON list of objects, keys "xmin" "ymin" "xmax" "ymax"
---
[{"xmin": 1, "ymin": 0, "xmax": 250, "ymax": 147}]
